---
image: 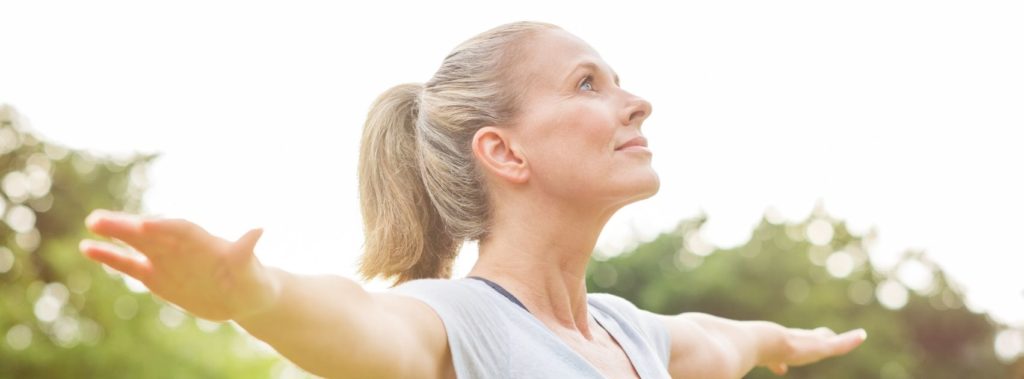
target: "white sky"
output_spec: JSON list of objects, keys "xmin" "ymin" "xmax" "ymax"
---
[{"xmin": 2, "ymin": 1, "xmax": 1021, "ymax": 327}]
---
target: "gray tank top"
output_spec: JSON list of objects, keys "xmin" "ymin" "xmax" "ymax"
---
[{"xmin": 389, "ymin": 277, "xmax": 673, "ymax": 379}]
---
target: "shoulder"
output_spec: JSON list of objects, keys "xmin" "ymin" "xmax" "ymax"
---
[
  {"xmin": 385, "ymin": 278, "xmax": 513, "ymax": 377},
  {"xmin": 587, "ymin": 292, "xmax": 660, "ymax": 329},
  {"xmin": 389, "ymin": 278, "xmax": 494, "ymax": 313},
  {"xmin": 373, "ymin": 279, "xmax": 469, "ymax": 379},
  {"xmin": 587, "ymin": 292, "xmax": 641, "ymax": 316}
]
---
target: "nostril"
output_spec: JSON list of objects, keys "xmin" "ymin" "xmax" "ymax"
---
[{"xmin": 629, "ymin": 109, "xmax": 647, "ymax": 123}]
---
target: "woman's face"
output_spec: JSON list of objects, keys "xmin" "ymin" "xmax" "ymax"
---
[{"xmin": 509, "ymin": 28, "xmax": 658, "ymax": 211}]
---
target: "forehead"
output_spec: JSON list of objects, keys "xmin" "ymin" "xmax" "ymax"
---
[{"xmin": 516, "ymin": 29, "xmax": 615, "ymax": 85}]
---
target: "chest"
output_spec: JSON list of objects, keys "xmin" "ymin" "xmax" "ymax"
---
[
  {"xmin": 554, "ymin": 326, "xmax": 642, "ymax": 379},
  {"xmin": 441, "ymin": 328, "xmax": 644, "ymax": 379}
]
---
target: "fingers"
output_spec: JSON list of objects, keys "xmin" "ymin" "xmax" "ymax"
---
[
  {"xmin": 768, "ymin": 363, "xmax": 788, "ymax": 376},
  {"xmin": 140, "ymin": 217, "xmax": 203, "ymax": 237},
  {"xmin": 781, "ymin": 326, "xmax": 867, "ymax": 369},
  {"xmin": 85, "ymin": 209, "xmax": 149, "ymax": 249},
  {"xmin": 86, "ymin": 210, "xmax": 211, "ymax": 260},
  {"xmin": 814, "ymin": 327, "xmax": 835, "ymax": 337},
  {"xmin": 829, "ymin": 328, "xmax": 868, "ymax": 355},
  {"xmin": 79, "ymin": 239, "xmax": 152, "ymax": 283}
]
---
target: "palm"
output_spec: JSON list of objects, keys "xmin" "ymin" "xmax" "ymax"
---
[
  {"xmin": 79, "ymin": 210, "xmax": 272, "ymax": 321},
  {"xmin": 765, "ymin": 327, "xmax": 867, "ymax": 375}
]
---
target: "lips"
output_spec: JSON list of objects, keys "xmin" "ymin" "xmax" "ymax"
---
[{"xmin": 615, "ymin": 136, "xmax": 648, "ymax": 150}]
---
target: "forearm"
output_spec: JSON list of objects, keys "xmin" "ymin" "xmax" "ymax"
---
[
  {"xmin": 681, "ymin": 313, "xmax": 785, "ymax": 378},
  {"xmin": 232, "ymin": 267, "xmax": 381, "ymax": 377},
  {"xmin": 80, "ymin": 212, "xmax": 402, "ymax": 377}
]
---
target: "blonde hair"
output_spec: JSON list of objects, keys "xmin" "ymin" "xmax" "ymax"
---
[{"xmin": 357, "ymin": 21, "xmax": 560, "ymax": 286}]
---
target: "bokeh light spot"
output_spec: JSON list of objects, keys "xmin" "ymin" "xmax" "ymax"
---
[
  {"xmin": 4, "ymin": 204, "xmax": 35, "ymax": 233},
  {"xmin": 763, "ymin": 206, "xmax": 785, "ymax": 225},
  {"xmin": 0, "ymin": 127, "xmax": 20, "ymax": 155},
  {"xmin": 5, "ymin": 324, "xmax": 32, "ymax": 351},
  {"xmin": 0, "ymin": 247, "xmax": 14, "ymax": 273},
  {"xmin": 1, "ymin": 171, "xmax": 29, "ymax": 201},
  {"xmin": 994, "ymin": 329, "xmax": 1024, "ymax": 363},
  {"xmin": 684, "ymin": 230, "xmax": 714, "ymax": 257},
  {"xmin": 15, "ymin": 228, "xmax": 41, "ymax": 253},
  {"xmin": 898, "ymin": 260, "xmax": 936, "ymax": 295},
  {"xmin": 25, "ymin": 166, "xmax": 51, "ymax": 198},
  {"xmin": 805, "ymin": 219, "xmax": 834, "ymax": 246},
  {"xmin": 196, "ymin": 319, "xmax": 222, "ymax": 333},
  {"xmin": 52, "ymin": 316, "xmax": 81, "ymax": 348},
  {"xmin": 826, "ymin": 251, "xmax": 855, "ymax": 278},
  {"xmin": 159, "ymin": 305, "xmax": 186, "ymax": 329},
  {"xmin": 877, "ymin": 280, "xmax": 909, "ymax": 310},
  {"xmin": 34, "ymin": 294, "xmax": 62, "ymax": 323}
]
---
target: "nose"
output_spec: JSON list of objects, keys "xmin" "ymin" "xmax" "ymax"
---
[{"xmin": 621, "ymin": 91, "xmax": 652, "ymax": 127}]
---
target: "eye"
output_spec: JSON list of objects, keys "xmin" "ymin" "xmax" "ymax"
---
[{"xmin": 578, "ymin": 75, "xmax": 595, "ymax": 92}]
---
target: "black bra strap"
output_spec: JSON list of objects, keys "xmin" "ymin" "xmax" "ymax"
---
[{"xmin": 466, "ymin": 276, "xmax": 530, "ymax": 313}]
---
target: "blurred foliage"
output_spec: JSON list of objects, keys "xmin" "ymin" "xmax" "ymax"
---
[
  {"xmin": 587, "ymin": 207, "xmax": 1024, "ymax": 378},
  {"xmin": 4, "ymin": 103, "xmax": 1024, "ymax": 378},
  {"xmin": 0, "ymin": 105, "xmax": 304, "ymax": 378}
]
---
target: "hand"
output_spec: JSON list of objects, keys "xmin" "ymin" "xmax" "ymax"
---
[
  {"xmin": 761, "ymin": 326, "xmax": 867, "ymax": 375},
  {"xmin": 79, "ymin": 209, "xmax": 280, "ymax": 321}
]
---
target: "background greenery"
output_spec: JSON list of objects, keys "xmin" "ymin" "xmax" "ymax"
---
[
  {"xmin": 2, "ymin": 104, "xmax": 1022, "ymax": 378},
  {"xmin": 587, "ymin": 212, "xmax": 1024, "ymax": 378},
  {"xmin": 0, "ymin": 106, "xmax": 305, "ymax": 378}
]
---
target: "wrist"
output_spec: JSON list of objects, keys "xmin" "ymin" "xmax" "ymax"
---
[
  {"xmin": 233, "ymin": 265, "xmax": 285, "ymax": 323},
  {"xmin": 751, "ymin": 321, "xmax": 790, "ymax": 367}
]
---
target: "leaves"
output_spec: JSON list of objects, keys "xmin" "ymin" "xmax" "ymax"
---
[
  {"xmin": 587, "ymin": 212, "xmax": 1021, "ymax": 378},
  {"xmin": 0, "ymin": 105, "xmax": 293, "ymax": 378}
]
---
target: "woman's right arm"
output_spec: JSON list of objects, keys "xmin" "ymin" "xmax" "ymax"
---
[
  {"xmin": 232, "ymin": 268, "xmax": 451, "ymax": 379},
  {"xmin": 80, "ymin": 210, "xmax": 449, "ymax": 379}
]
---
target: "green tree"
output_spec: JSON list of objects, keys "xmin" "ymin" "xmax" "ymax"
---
[
  {"xmin": 6, "ymin": 103, "xmax": 1021, "ymax": 378},
  {"xmin": 587, "ymin": 207, "xmax": 1022, "ymax": 378},
  {"xmin": 0, "ymin": 105, "xmax": 299, "ymax": 378}
]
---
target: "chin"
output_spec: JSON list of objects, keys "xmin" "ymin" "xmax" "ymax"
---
[
  {"xmin": 637, "ymin": 170, "xmax": 661, "ymax": 199},
  {"xmin": 617, "ymin": 169, "xmax": 661, "ymax": 205}
]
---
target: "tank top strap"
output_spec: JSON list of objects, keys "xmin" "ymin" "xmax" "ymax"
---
[{"xmin": 465, "ymin": 276, "xmax": 531, "ymax": 313}]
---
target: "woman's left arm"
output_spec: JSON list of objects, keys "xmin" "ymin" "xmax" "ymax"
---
[{"xmin": 656, "ymin": 312, "xmax": 866, "ymax": 379}]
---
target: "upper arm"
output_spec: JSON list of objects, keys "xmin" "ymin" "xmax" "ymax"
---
[
  {"xmin": 659, "ymin": 313, "xmax": 743, "ymax": 379},
  {"xmin": 363, "ymin": 292, "xmax": 452, "ymax": 379}
]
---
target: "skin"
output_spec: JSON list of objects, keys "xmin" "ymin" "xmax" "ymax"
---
[
  {"xmin": 469, "ymin": 27, "xmax": 658, "ymax": 336},
  {"xmin": 79, "ymin": 27, "xmax": 866, "ymax": 378}
]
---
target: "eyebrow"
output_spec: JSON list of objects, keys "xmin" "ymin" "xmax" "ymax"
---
[{"xmin": 566, "ymin": 61, "xmax": 620, "ymax": 87}]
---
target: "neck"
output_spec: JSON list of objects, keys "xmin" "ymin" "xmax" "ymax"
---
[{"xmin": 466, "ymin": 194, "xmax": 617, "ymax": 340}]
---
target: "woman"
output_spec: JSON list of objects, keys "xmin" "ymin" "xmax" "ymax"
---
[{"xmin": 80, "ymin": 21, "xmax": 866, "ymax": 378}]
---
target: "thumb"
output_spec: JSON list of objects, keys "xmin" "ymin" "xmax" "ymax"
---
[
  {"xmin": 234, "ymin": 228, "xmax": 264, "ymax": 256},
  {"xmin": 768, "ymin": 363, "xmax": 788, "ymax": 376}
]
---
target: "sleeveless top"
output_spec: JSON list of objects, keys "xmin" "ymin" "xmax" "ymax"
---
[{"xmin": 389, "ymin": 277, "xmax": 673, "ymax": 379}]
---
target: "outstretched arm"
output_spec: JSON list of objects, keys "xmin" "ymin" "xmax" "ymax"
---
[
  {"xmin": 657, "ymin": 312, "xmax": 866, "ymax": 379},
  {"xmin": 79, "ymin": 210, "xmax": 449, "ymax": 379}
]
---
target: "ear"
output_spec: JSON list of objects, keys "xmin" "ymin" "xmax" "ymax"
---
[{"xmin": 472, "ymin": 127, "xmax": 529, "ymax": 184}]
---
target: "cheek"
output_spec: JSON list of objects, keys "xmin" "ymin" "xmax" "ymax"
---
[
  {"xmin": 521, "ymin": 100, "xmax": 621, "ymax": 191},
  {"xmin": 533, "ymin": 130, "xmax": 617, "ymax": 194},
  {"xmin": 557, "ymin": 104, "xmax": 616, "ymax": 151}
]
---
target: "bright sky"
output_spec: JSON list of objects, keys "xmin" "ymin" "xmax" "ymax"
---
[{"xmin": 2, "ymin": 1, "xmax": 1021, "ymax": 327}]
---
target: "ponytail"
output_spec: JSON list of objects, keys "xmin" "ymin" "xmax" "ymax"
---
[
  {"xmin": 357, "ymin": 83, "xmax": 460, "ymax": 286},
  {"xmin": 356, "ymin": 21, "xmax": 561, "ymax": 286}
]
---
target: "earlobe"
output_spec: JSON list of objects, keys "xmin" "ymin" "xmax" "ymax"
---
[{"xmin": 472, "ymin": 127, "xmax": 529, "ymax": 184}]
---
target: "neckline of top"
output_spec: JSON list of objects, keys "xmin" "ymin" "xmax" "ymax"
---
[{"xmin": 459, "ymin": 276, "xmax": 650, "ymax": 378}]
